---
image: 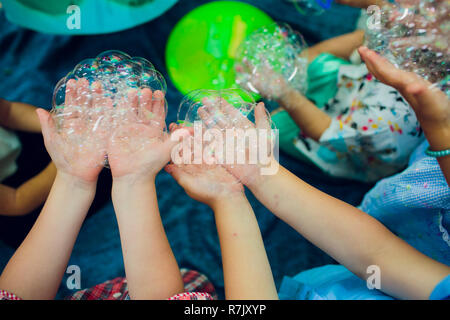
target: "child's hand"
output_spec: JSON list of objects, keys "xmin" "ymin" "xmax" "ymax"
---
[
  {"xmin": 107, "ymin": 89, "xmax": 181, "ymax": 183},
  {"xmin": 358, "ymin": 46, "xmax": 450, "ymax": 127},
  {"xmin": 36, "ymin": 79, "xmax": 108, "ymax": 183},
  {"xmin": 197, "ymin": 101, "xmax": 278, "ymax": 186},
  {"xmin": 166, "ymin": 162, "xmax": 244, "ymax": 209},
  {"xmin": 165, "ymin": 122, "xmax": 244, "ymax": 207},
  {"xmin": 236, "ymin": 61, "xmax": 292, "ymax": 101}
]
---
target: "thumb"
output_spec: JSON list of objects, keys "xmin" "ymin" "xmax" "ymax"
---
[
  {"xmin": 165, "ymin": 164, "xmax": 190, "ymax": 188},
  {"xmin": 164, "ymin": 127, "xmax": 192, "ymax": 151},
  {"xmin": 255, "ymin": 102, "xmax": 271, "ymax": 130},
  {"xmin": 36, "ymin": 108, "xmax": 55, "ymax": 141},
  {"xmin": 161, "ymin": 127, "xmax": 193, "ymax": 163}
]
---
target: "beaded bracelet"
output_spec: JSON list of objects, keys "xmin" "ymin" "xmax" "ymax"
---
[{"xmin": 425, "ymin": 147, "xmax": 450, "ymax": 158}]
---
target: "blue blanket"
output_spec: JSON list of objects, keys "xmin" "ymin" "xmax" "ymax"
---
[{"xmin": 0, "ymin": 0, "xmax": 369, "ymax": 299}]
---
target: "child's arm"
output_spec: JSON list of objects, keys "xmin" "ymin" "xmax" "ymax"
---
[
  {"xmin": 0, "ymin": 98, "xmax": 42, "ymax": 133},
  {"xmin": 0, "ymin": 80, "xmax": 112, "ymax": 299},
  {"xmin": 108, "ymin": 89, "xmax": 184, "ymax": 300},
  {"xmin": 336, "ymin": 0, "xmax": 387, "ymax": 9},
  {"xmin": 208, "ymin": 100, "xmax": 449, "ymax": 300},
  {"xmin": 277, "ymin": 89, "xmax": 331, "ymax": 141},
  {"xmin": 0, "ymin": 87, "xmax": 107, "ymax": 298},
  {"xmin": 211, "ymin": 195, "xmax": 278, "ymax": 300},
  {"xmin": 166, "ymin": 162, "xmax": 278, "ymax": 300},
  {"xmin": 0, "ymin": 162, "xmax": 56, "ymax": 216},
  {"xmin": 306, "ymin": 30, "xmax": 364, "ymax": 62},
  {"xmin": 111, "ymin": 179, "xmax": 183, "ymax": 300},
  {"xmin": 245, "ymin": 164, "xmax": 449, "ymax": 300},
  {"xmin": 358, "ymin": 47, "xmax": 450, "ymax": 184},
  {"xmin": 0, "ymin": 171, "xmax": 96, "ymax": 299},
  {"xmin": 244, "ymin": 30, "xmax": 365, "ymax": 141}
]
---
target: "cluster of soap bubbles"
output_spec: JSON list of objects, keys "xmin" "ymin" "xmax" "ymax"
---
[
  {"xmin": 178, "ymin": 89, "xmax": 256, "ymax": 128},
  {"xmin": 365, "ymin": 0, "xmax": 449, "ymax": 94},
  {"xmin": 51, "ymin": 50, "xmax": 167, "ymax": 167},
  {"xmin": 284, "ymin": 0, "xmax": 333, "ymax": 16},
  {"xmin": 176, "ymin": 89, "xmax": 277, "ymax": 180},
  {"xmin": 234, "ymin": 23, "xmax": 309, "ymax": 100}
]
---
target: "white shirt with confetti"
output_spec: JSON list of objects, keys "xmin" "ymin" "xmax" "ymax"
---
[{"xmin": 294, "ymin": 63, "xmax": 425, "ymax": 182}]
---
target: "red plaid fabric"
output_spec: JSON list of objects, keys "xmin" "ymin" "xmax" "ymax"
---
[
  {"xmin": 0, "ymin": 290, "xmax": 20, "ymax": 300},
  {"xmin": 0, "ymin": 269, "xmax": 216, "ymax": 300}
]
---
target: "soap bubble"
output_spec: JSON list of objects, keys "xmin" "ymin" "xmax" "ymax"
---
[
  {"xmin": 235, "ymin": 23, "xmax": 309, "ymax": 100},
  {"xmin": 178, "ymin": 88, "xmax": 256, "ymax": 128},
  {"xmin": 284, "ymin": 0, "xmax": 333, "ymax": 16},
  {"xmin": 51, "ymin": 50, "xmax": 168, "ymax": 168},
  {"xmin": 365, "ymin": 0, "xmax": 449, "ymax": 95},
  {"xmin": 176, "ymin": 89, "xmax": 278, "ymax": 183},
  {"xmin": 96, "ymin": 50, "xmax": 132, "ymax": 64}
]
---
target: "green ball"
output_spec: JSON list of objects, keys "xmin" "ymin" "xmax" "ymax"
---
[{"xmin": 166, "ymin": 1, "xmax": 273, "ymax": 98}]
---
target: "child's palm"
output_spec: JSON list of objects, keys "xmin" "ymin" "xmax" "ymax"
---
[{"xmin": 166, "ymin": 164, "xmax": 243, "ymax": 206}]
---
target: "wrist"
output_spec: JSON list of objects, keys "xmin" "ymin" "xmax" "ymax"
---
[
  {"xmin": 112, "ymin": 173, "xmax": 157, "ymax": 188},
  {"xmin": 245, "ymin": 163, "xmax": 283, "ymax": 193},
  {"xmin": 276, "ymin": 87, "xmax": 299, "ymax": 107},
  {"xmin": 112, "ymin": 176, "xmax": 156, "ymax": 198},
  {"xmin": 243, "ymin": 158, "xmax": 281, "ymax": 190},
  {"xmin": 210, "ymin": 192, "xmax": 249, "ymax": 213},
  {"xmin": 55, "ymin": 170, "xmax": 97, "ymax": 192},
  {"xmin": 420, "ymin": 119, "xmax": 450, "ymax": 152}
]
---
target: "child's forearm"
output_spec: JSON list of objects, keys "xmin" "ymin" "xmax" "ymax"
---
[
  {"xmin": 277, "ymin": 89, "xmax": 331, "ymax": 141},
  {"xmin": 0, "ymin": 162, "xmax": 56, "ymax": 216},
  {"xmin": 0, "ymin": 99, "xmax": 41, "ymax": 133},
  {"xmin": 306, "ymin": 30, "xmax": 365, "ymax": 62},
  {"xmin": 112, "ymin": 178, "xmax": 183, "ymax": 300},
  {"xmin": 0, "ymin": 172, "xmax": 96, "ymax": 299},
  {"xmin": 247, "ymin": 165, "xmax": 450, "ymax": 299},
  {"xmin": 212, "ymin": 195, "xmax": 278, "ymax": 300}
]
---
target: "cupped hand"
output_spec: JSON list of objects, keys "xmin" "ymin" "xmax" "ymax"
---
[
  {"xmin": 165, "ymin": 162, "xmax": 244, "ymax": 209},
  {"xmin": 197, "ymin": 100, "xmax": 278, "ymax": 186},
  {"xmin": 236, "ymin": 60, "xmax": 292, "ymax": 101},
  {"xmin": 37, "ymin": 78, "xmax": 109, "ymax": 183},
  {"xmin": 107, "ymin": 88, "xmax": 184, "ymax": 182},
  {"xmin": 358, "ymin": 46, "xmax": 450, "ymax": 127}
]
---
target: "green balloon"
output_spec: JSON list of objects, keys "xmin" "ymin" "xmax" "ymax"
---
[{"xmin": 166, "ymin": 1, "xmax": 274, "ymax": 98}]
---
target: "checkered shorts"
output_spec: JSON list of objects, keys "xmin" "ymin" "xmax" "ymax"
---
[{"xmin": 0, "ymin": 269, "xmax": 216, "ymax": 300}]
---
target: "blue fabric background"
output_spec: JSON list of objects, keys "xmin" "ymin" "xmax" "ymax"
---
[{"xmin": 0, "ymin": 0, "xmax": 372, "ymax": 299}]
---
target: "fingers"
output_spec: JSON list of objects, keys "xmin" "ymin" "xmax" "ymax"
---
[
  {"xmin": 128, "ymin": 88, "xmax": 139, "ymax": 115},
  {"xmin": 359, "ymin": 47, "xmax": 411, "ymax": 89},
  {"xmin": 169, "ymin": 122, "xmax": 179, "ymax": 132},
  {"xmin": 358, "ymin": 46, "xmax": 419, "ymax": 105},
  {"xmin": 140, "ymin": 87, "xmax": 152, "ymax": 112},
  {"xmin": 152, "ymin": 90, "xmax": 166, "ymax": 128},
  {"xmin": 255, "ymin": 102, "xmax": 271, "ymax": 130},
  {"xmin": 36, "ymin": 108, "xmax": 55, "ymax": 144},
  {"xmin": 91, "ymin": 81, "xmax": 104, "ymax": 109},
  {"xmin": 198, "ymin": 105, "xmax": 214, "ymax": 128},
  {"xmin": 76, "ymin": 78, "xmax": 91, "ymax": 108},
  {"xmin": 152, "ymin": 90, "xmax": 165, "ymax": 116},
  {"xmin": 64, "ymin": 79, "xmax": 77, "ymax": 107},
  {"xmin": 162, "ymin": 127, "xmax": 193, "ymax": 163}
]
